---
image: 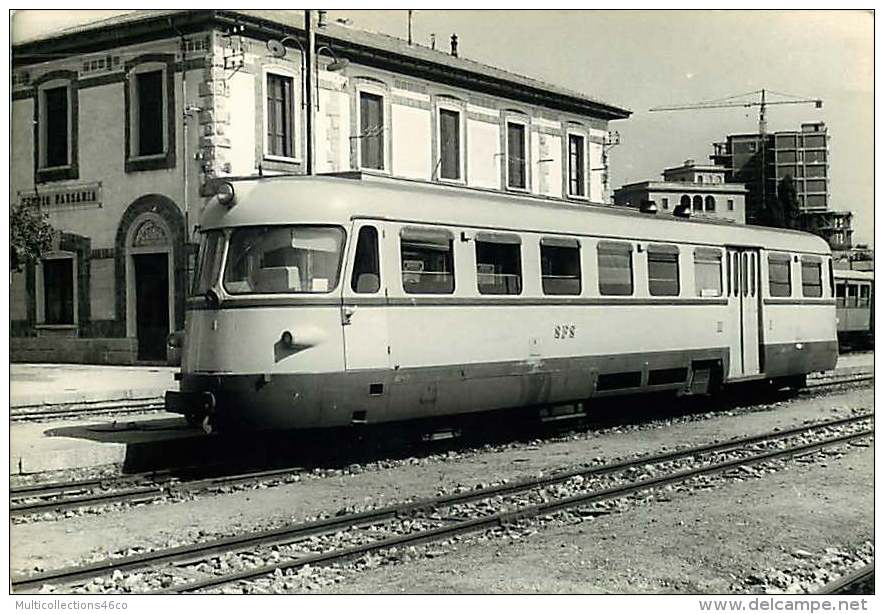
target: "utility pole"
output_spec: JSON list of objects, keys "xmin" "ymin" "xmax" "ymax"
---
[
  {"xmin": 407, "ymin": 10, "xmax": 413, "ymax": 45},
  {"xmin": 305, "ymin": 9, "xmax": 315, "ymax": 175}
]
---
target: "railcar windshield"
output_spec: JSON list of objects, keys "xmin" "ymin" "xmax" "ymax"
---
[
  {"xmin": 223, "ymin": 226, "xmax": 345, "ymax": 294},
  {"xmin": 192, "ymin": 230, "xmax": 225, "ymax": 295}
]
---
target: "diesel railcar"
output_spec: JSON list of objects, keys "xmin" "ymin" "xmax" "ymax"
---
[
  {"xmin": 166, "ymin": 174, "xmax": 839, "ymax": 431},
  {"xmin": 834, "ymin": 269, "xmax": 874, "ymax": 349}
]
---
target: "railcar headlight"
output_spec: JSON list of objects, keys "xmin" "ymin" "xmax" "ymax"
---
[
  {"xmin": 212, "ymin": 180, "xmax": 236, "ymax": 208},
  {"xmin": 281, "ymin": 330, "xmax": 294, "ymax": 348}
]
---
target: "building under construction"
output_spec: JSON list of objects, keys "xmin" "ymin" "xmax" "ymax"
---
[{"xmin": 711, "ymin": 121, "xmax": 853, "ymax": 250}]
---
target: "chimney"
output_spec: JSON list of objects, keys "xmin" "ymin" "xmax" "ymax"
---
[
  {"xmin": 450, "ymin": 33, "xmax": 458, "ymax": 57},
  {"xmin": 430, "ymin": 33, "xmax": 436, "ymax": 50},
  {"xmin": 318, "ymin": 10, "xmax": 328, "ymax": 28}
]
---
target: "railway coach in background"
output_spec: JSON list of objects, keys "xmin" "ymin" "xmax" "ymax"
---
[
  {"xmin": 834, "ymin": 269, "xmax": 874, "ymax": 349},
  {"xmin": 166, "ymin": 174, "xmax": 839, "ymax": 432}
]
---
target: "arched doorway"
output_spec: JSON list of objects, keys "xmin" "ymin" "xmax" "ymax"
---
[{"xmin": 126, "ymin": 214, "xmax": 174, "ymax": 361}]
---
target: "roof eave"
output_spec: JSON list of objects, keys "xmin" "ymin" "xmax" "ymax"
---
[{"xmin": 13, "ymin": 9, "xmax": 631, "ymax": 121}]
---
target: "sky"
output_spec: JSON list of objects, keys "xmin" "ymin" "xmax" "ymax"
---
[{"xmin": 11, "ymin": 9, "xmax": 874, "ymax": 245}]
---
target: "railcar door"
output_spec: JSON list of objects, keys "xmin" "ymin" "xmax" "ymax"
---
[
  {"xmin": 342, "ymin": 222, "xmax": 390, "ymax": 372},
  {"xmin": 726, "ymin": 247, "xmax": 762, "ymax": 378}
]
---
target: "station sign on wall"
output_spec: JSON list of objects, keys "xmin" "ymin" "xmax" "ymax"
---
[{"xmin": 18, "ymin": 182, "xmax": 102, "ymax": 210}]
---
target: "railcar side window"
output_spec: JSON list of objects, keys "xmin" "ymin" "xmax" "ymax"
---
[
  {"xmin": 223, "ymin": 226, "xmax": 345, "ymax": 294},
  {"xmin": 476, "ymin": 232, "xmax": 522, "ymax": 295},
  {"xmin": 848, "ymin": 284, "xmax": 859, "ymax": 307},
  {"xmin": 836, "ymin": 283, "xmax": 846, "ymax": 307},
  {"xmin": 647, "ymin": 244, "xmax": 679, "ymax": 296},
  {"xmin": 192, "ymin": 230, "xmax": 225, "ymax": 295},
  {"xmin": 694, "ymin": 248, "xmax": 722, "ymax": 297},
  {"xmin": 351, "ymin": 226, "xmax": 380, "ymax": 293},
  {"xmin": 859, "ymin": 284, "xmax": 871, "ymax": 307},
  {"xmin": 400, "ymin": 227, "xmax": 454, "ymax": 294},
  {"xmin": 800, "ymin": 258, "xmax": 823, "ymax": 298},
  {"xmin": 768, "ymin": 254, "xmax": 791, "ymax": 297},
  {"xmin": 540, "ymin": 237, "xmax": 581, "ymax": 295},
  {"xmin": 597, "ymin": 241, "xmax": 633, "ymax": 296}
]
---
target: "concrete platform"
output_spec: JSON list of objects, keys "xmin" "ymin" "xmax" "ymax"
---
[
  {"xmin": 11, "ymin": 363, "xmax": 177, "ymax": 408},
  {"xmin": 10, "ymin": 414, "xmax": 202, "ymax": 474}
]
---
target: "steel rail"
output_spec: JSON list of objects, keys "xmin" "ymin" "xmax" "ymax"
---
[
  {"xmin": 11, "ymin": 412, "xmax": 872, "ymax": 593},
  {"xmin": 9, "ymin": 466, "xmax": 308, "ymax": 518},
  {"xmin": 816, "ymin": 563, "xmax": 874, "ymax": 595}
]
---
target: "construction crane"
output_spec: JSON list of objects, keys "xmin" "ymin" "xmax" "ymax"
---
[{"xmin": 649, "ymin": 89, "xmax": 823, "ymax": 215}]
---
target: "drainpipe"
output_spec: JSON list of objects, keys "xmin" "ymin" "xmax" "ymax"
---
[{"xmin": 305, "ymin": 10, "xmax": 315, "ymax": 175}]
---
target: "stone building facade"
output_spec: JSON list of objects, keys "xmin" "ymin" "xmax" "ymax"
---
[{"xmin": 11, "ymin": 9, "xmax": 630, "ymax": 364}]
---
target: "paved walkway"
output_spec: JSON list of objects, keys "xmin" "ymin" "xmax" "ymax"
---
[{"xmin": 10, "ymin": 363, "xmax": 177, "ymax": 408}]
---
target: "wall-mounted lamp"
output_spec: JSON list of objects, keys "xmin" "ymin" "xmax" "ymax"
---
[{"xmin": 316, "ymin": 45, "xmax": 349, "ymax": 72}]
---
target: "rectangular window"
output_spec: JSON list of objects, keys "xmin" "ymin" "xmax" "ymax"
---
[
  {"xmin": 476, "ymin": 233, "xmax": 522, "ymax": 295},
  {"xmin": 568, "ymin": 134, "xmax": 586, "ymax": 197},
  {"xmin": 267, "ymin": 73, "xmax": 296, "ymax": 158},
  {"xmin": 648, "ymin": 245, "xmax": 680, "ymax": 296},
  {"xmin": 43, "ymin": 258, "xmax": 75, "ymax": 325},
  {"xmin": 400, "ymin": 227, "xmax": 454, "ymax": 294},
  {"xmin": 43, "ymin": 86, "xmax": 69, "ymax": 168},
  {"xmin": 136, "ymin": 70, "xmax": 164, "ymax": 156},
  {"xmin": 351, "ymin": 226, "xmax": 381, "ymax": 293},
  {"xmin": 847, "ymin": 284, "xmax": 859, "ymax": 307},
  {"xmin": 727, "ymin": 199, "xmax": 734, "ymax": 211},
  {"xmin": 661, "ymin": 198, "xmax": 669, "ymax": 210},
  {"xmin": 506, "ymin": 121, "xmax": 526, "ymax": 189},
  {"xmin": 359, "ymin": 92, "xmax": 384, "ymax": 170},
  {"xmin": 859, "ymin": 285, "xmax": 871, "ymax": 307},
  {"xmin": 223, "ymin": 226, "xmax": 345, "ymax": 294},
  {"xmin": 597, "ymin": 241, "xmax": 633, "ymax": 296},
  {"xmin": 439, "ymin": 108, "xmax": 461, "ymax": 180},
  {"xmin": 835, "ymin": 283, "xmax": 846, "ymax": 307},
  {"xmin": 801, "ymin": 259, "xmax": 823, "ymax": 298},
  {"xmin": 768, "ymin": 254, "xmax": 792, "ymax": 297},
  {"xmin": 694, "ymin": 248, "xmax": 723, "ymax": 297},
  {"xmin": 541, "ymin": 237, "xmax": 581, "ymax": 295}
]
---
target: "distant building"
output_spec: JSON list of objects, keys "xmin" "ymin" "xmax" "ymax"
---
[
  {"xmin": 613, "ymin": 159, "xmax": 747, "ymax": 224},
  {"xmin": 710, "ymin": 121, "xmax": 852, "ymax": 249},
  {"xmin": 797, "ymin": 210, "xmax": 854, "ymax": 251}
]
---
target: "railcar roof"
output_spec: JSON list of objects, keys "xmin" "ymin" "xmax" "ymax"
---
[
  {"xmin": 833, "ymin": 269, "xmax": 875, "ymax": 281},
  {"xmin": 200, "ymin": 175, "xmax": 832, "ymax": 255}
]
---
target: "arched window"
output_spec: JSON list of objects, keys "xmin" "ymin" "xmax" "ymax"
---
[
  {"xmin": 680, "ymin": 195, "xmax": 691, "ymax": 209},
  {"xmin": 692, "ymin": 195, "xmax": 703, "ymax": 211},
  {"xmin": 705, "ymin": 196, "xmax": 716, "ymax": 211}
]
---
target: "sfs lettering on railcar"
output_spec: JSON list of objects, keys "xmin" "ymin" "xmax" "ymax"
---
[
  {"xmin": 165, "ymin": 174, "xmax": 839, "ymax": 432},
  {"xmin": 553, "ymin": 325, "xmax": 576, "ymax": 339}
]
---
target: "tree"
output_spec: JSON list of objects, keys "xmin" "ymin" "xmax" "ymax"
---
[
  {"xmin": 10, "ymin": 201, "xmax": 54, "ymax": 272},
  {"xmin": 775, "ymin": 175, "xmax": 800, "ymax": 229}
]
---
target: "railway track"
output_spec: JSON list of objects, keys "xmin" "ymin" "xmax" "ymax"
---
[
  {"xmin": 11, "ymin": 398, "xmax": 166, "ymax": 422},
  {"xmin": 11, "ymin": 411, "xmax": 873, "ymax": 594},
  {"xmin": 9, "ymin": 465, "xmax": 306, "ymax": 518},
  {"xmin": 816, "ymin": 563, "xmax": 874, "ymax": 594},
  {"xmin": 10, "ymin": 371, "xmax": 873, "ymax": 520}
]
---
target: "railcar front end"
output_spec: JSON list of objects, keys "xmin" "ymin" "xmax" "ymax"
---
[{"xmin": 166, "ymin": 223, "xmax": 354, "ymax": 430}]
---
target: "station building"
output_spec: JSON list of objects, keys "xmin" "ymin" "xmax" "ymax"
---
[{"xmin": 11, "ymin": 9, "xmax": 631, "ymax": 364}]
